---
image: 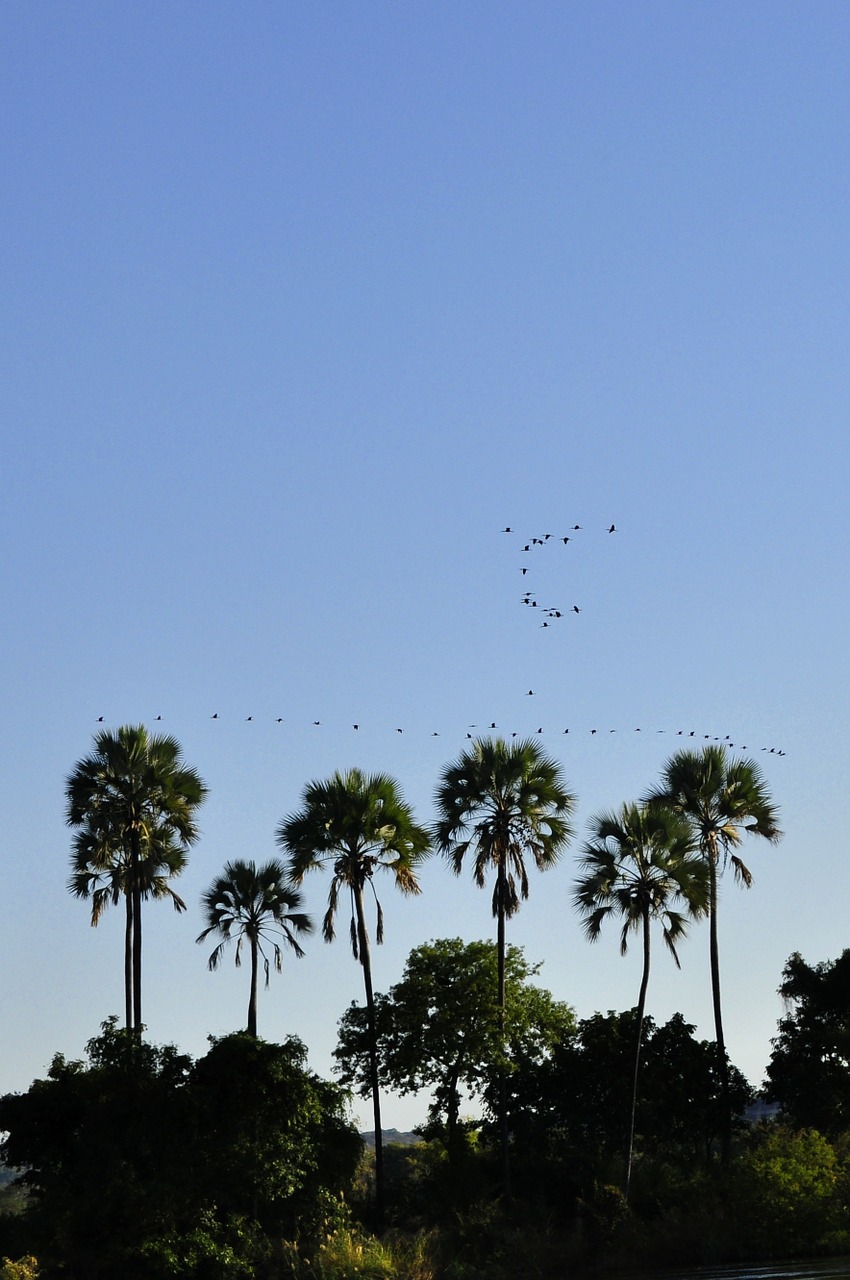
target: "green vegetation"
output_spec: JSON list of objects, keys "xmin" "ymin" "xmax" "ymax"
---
[{"xmin": 13, "ymin": 728, "xmax": 850, "ymax": 1277}]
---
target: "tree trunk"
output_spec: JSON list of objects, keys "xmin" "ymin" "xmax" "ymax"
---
[
  {"xmin": 130, "ymin": 825, "xmax": 143, "ymax": 1035},
  {"xmin": 625, "ymin": 912, "xmax": 651, "ymax": 1200},
  {"xmin": 248, "ymin": 935, "xmax": 259, "ymax": 1038},
  {"xmin": 354, "ymin": 883, "xmax": 385, "ymax": 1229},
  {"xmin": 496, "ymin": 856, "xmax": 512, "ymax": 1201},
  {"xmin": 707, "ymin": 842, "xmax": 732, "ymax": 1161},
  {"xmin": 124, "ymin": 890, "xmax": 133, "ymax": 1033}
]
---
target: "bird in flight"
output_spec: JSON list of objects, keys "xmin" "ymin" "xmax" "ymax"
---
[
  {"xmin": 608, "ymin": 524, "xmax": 617, "ymax": 533},
  {"xmin": 572, "ymin": 605, "xmax": 581, "ymax": 614},
  {"xmin": 211, "ymin": 713, "xmax": 218, "ymax": 719},
  {"xmin": 501, "ymin": 526, "xmax": 512, "ymax": 532}
]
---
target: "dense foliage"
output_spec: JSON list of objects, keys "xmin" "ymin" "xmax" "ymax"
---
[{"xmin": 0, "ymin": 1023, "xmax": 360, "ymax": 1279}]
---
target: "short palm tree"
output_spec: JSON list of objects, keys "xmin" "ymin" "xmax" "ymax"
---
[
  {"xmin": 66, "ymin": 725, "xmax": 207, "ymax": 1033},
  {"xmin": 196, "ymin": 859, "xmax": 313, "ymax": 1037},
  {"xmin": 574, "ymin": 802, "xmax": 708, "ymax": 1197},
  {"xmin": 69, "ymin": 822, "xmax": 189, "ymax": 1031},
  {"xmin": 645, "ymin": 745, "xmax": 781, "ymax": 1159},
  {"xmin": 277, "ymin": 768, "xmax": 430, "ymax": 1225},
  {"xmin": 433, "ymin": 736, "xmax": 576, "ymax": 1196}
]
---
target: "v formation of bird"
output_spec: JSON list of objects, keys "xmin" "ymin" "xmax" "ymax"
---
[{"xmin": 502, "ymin": 521, "xmax": 616, "ymax": 622}]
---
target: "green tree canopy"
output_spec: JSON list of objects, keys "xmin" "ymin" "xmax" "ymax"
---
[
  {"xmin": 335, "ymin": 938, "xmax": 574, "ymax": 1152},
  {"xmin": 766, "ymin": 949, "xmax": 850, "ymax": 1135},
  {"xmin": 0, "ymin": 1022, "xmax": 360, "ymax": 1278}
]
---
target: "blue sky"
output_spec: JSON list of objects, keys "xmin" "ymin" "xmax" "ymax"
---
[{"xmin": 2, "ymin": 2, "xmax": 848, "ymax": 1129}]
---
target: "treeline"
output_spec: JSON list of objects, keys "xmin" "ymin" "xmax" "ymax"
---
[{"xmin": 5, "ymin": 723, "xmax": 847, "ymax": 1277}]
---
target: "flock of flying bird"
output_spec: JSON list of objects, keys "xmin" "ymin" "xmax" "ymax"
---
[
  {"xmin": 89, "ymin": 519, "xmax": 786, "ymax": 757},
  {"xmin": 502, "ymin": 521, "xmax": 616, "ymax": 624},
  {"xmin": 91, "ymin": 714, "xmax": 786, "ymax": 756}
]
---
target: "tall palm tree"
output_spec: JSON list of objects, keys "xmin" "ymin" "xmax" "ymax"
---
[
  {"xmin": 69, "ymin": 823, "xmax": 189, "ymax": 1031},
  {"xmin": 196, "ymin": 859, "xmax": 313, "ymax": 1037},
  {"xmin": 433, "ymin": 736, "xmax": 576, "ymax": 1196},
  {"xmin": 277, "ymin": 768, "xmax": 429, "ymax": 1226},
  {"xmin": 574, "ymin": 802, "xmax": 709, "ymax": 1197},
  {"xmin": 645, "ymin": 745, "xmax": 781, "ymax": 1159},
  {"xmin": 66, "ymin": 725, "xmax": 207, "ymax": 1033}
]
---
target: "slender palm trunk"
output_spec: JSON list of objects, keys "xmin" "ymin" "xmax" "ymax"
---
[
  {"xmin": 130, "ymin": 826, "xmax": 143, "ymax": 1034},
  {"xmin": 496, "ymin": 856, "xmax": 512, "ymax": 1201},
  {"xmin": 124, "ymin": 891, "xmax": 133, "ymax": 1032},
  {"xmin": 707, "ymin": 845, "xmax": 731, "ymax": 1160},
  {"xmin": 248, "ymin": 934, "xmax": 259, "ymax": 1038},
  {"xmin": 354, "ymin": 883, "xmax": 384, "ymax": 1229},
  {"xmin": 625, "ymin": 911, "xmax": 651, "ymax": 1200}
]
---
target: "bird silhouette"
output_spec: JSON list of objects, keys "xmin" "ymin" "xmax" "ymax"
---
[
  {"xmin": 520, "ymin": 567, "xmax": 528, "ymax": 575},
  {"xmin": 313, "ymin": 721, "xmax": 321, "ymax": 725},
  {"xmin": 572, "ymin": 605, "xmax": 581, "ymax": 614},
  {"xmin": 97, "ymin": 716, "xmax": 104, "ymax": 722},
  {"xmin": 155, "ymin": 715, "xmax": 162, "ymax": 721},
  {"xmin": 211, "ymin": 714, "xmax": 218, "ymax": 719},
  {"xmin": 502, "ymin": 526, "xmax": 513, "ymax": 532},
  {"xmin": 396, "ymin": 728, "xmax": 403, "ymax": 734},
  {"xmin": 276, "ymin": 718, "xmax": 284, "ymax": 723},
  {"xmin": 572, "ymin": 525, "xmax": 581, "ymax": 530},
  {"xmin": 245, "ymin": 716, "xmax": 252, "ymax": 721},
  {"xmin": 527, "ymin": 689, "xmax": 534, "ymax": 695},
  {"xmin": 562, "ymin": 536, "xmax": 571, "ymax": 544},
  {"xmin": 608, "ymin": 524, "xmax": 616, "ymax": 533},
  {"xmin": 353, "ymin": 724, "xmax": 359, "ymax": 730}
]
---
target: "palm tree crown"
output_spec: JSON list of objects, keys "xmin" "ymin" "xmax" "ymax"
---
[
  {"xmin": 277, "ymin": 768, "xmax": 430, "ymax": 954},
  {"xmin": 433, "ymin": 737, "xmax": 576, "ymax": 922},
  {"xmin": 197, "ymin": 859, "xmax": 312, "ymax": 1038},
  {"xmin": 66, "ymin": 725, "xmax": 207, "ymax": 1032},
  {"xmin": 574, "ymin": 803, "xmax": 708, "ymax": 965}
]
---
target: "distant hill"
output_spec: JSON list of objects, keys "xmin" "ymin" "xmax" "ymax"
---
[{"xmin": 360, "ymin": 1128, "xmax": 420, "ymax": 1148}]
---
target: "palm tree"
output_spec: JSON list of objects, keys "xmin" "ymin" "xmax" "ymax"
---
[
  {"xmin": 196, "ymin": 859, "xmax": 313, "ymax": 1037},
  {"xmin": 66, "ymin": 725, "xmax": 207, "ymax": 1033},
  {"xmin": 433, "ymin": 736, "xmax": 576, "ymax": 1196},
  {"xmin": 574, "ymin": 802, "xmax": 709, "ymax": 1197},
  {"xmin": 69, "ymin": 822, "xmax": 189, "ymax": 1031},
  {"xmin": 277, "ymin": 768, "xmax": 430, "ymax": 1226},
  {"xmin": 645, "ymin": 745, "xmax": 781, "ymax": 1159}
]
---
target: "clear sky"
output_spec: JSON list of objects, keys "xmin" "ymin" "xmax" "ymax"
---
[{"xmin": 2, "ymin": 2, "xmax": 848, "ymax": 1131}]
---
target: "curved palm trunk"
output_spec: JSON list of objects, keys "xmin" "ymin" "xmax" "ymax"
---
[
  {"xmin": 354, "ymin": 883, "xmax": 385, "ymax": 1229},
  {"xmin": 707, "ymin": 846, "xmax": 732, "ymax": 1161},
  {"xmin": 248, "ymin": 934, "xmax": 259, "ymax": 1038},
  {"xmin": 625, "ymin": 910, "xmax": 651, "ymax": 1200},
  {"xmin": 130, "ymin": 826, "xmax": 143, "ymax": 1035},
  {"xmin": 496, "ymin": 856, "xmax": 512, "ymax": 1201}
]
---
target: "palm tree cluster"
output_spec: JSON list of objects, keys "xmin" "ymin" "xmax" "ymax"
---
[{"xmin": 66, "ymin": 726, "xmax": 780, "ymax": 1214}]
